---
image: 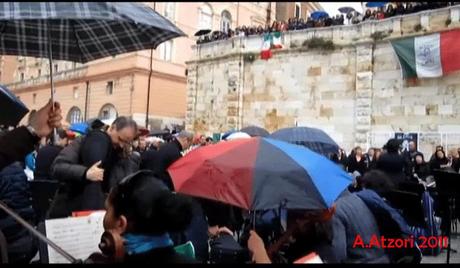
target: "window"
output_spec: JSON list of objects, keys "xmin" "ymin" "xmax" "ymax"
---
[
  {"xmin": 164, "ymin": 3, "xmax": 176, "ymax": 21},
  {"xmin": 198, "ymin": 4, "xmax": 213, "ymax": 30},
  {"xmin": 106, "ymin": 81, "xmax": 114, "ymax": 95},
  {"xmin": 33, "ymin": 93, "xmax": 37, "ymax": 104},
  {"xmin": 38, "ymin": 69, "xmax": 41, "ymax": 77},
  {"xmin": 99, "ymin": 104, "xmax": 118, "ymax": 120},
  {"xmin": 20, "ymin": 73, "xmax": 24, "ymax": 81},
  {"xmin": 54, "ymin": 64, "xmax": 58, "ymax": 73},
  {"xmin": 67, "ymin": 106, "xmax": 82, "ymax": 124},
  {"xmin": 220, "ymin": 10, "xmax": 232, "ymax": 33},
  {"xmin": 295, "ymin": 2, "xmax": 301, "ymax": 18},
  {"xmin": 73, "ymin": 87, "xmax": 79, "ymax": 99},
  {"xmin": 158, "ymin": 40, "xmax": 173, "ymax": 62}
]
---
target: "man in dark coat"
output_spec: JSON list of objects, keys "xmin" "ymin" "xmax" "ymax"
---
[
  {"xmin": 48, "ymin": 117, "xmax": 138, "ymax": 218},
  {"xmin": 149, "ymin": 130, "xmax": 193, "ymax": 191},
  {"xmin": 34, "ymin": 128, "xmax": 69, "ymax": 181},
  {"xmin": 376, "ymin": 139, "xmax": 408, "ymax": 188},
  {"xmin": 0, "ymin": 101, "xmax": 62, "ymax": 171}
]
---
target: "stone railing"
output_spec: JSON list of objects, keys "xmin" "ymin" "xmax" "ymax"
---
[
  {"xmin": 190, "ymin": 5, "xmax": 460, "ymax": 62},
  {"xmin": 6, "ymin": 65, "xmax": 88, "ymax": 90}
]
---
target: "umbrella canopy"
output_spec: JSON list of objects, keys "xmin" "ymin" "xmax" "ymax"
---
[
  {"xmin": 311, "ymin": 11, "xmax": 329, "ymax": 20},
  {"xmin": 69, "ymin": 122, "xmax": 89, "ymax": 135},
  {"xmin": 221, "ymin": 130, "xmax": 236, "ymax": 140},
  {"xmin": 338, "ymin": 7, "xmax": 356, "ymax": 14},
  {"xmin": 269, "ymin": 127, "xmax": 339, "ymax": 157},
  {"xmin": 0, "ymin": 84, "xmax": 29, "ymax": 126},
  {"xmin": 366, "ymin": 2, "xmax": 388, "ymax": 8},
  {"xmin": 225, "ymin": 132, "xmax": 251, "ymax": 141},
  {"xmin": 168, "ymin": 137, "xmax": 352, "ymax": 211},
  {"xmin": 240, "ymin": 126, "xmax": 270, "ymax": 137},
  {"xmin": 0, "ymin": 2, "xmax": 186, "ymax": 63},
  {"xmin": 194, "ymin": 29, "xmax": 211, "ymax": 37}
]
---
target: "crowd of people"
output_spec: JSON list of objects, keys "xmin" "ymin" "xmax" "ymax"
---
[
  {"xmin": 197, "ymin": 2, "xmax": 459, "ymax": 45},
  {"xmin": 1, "ymin": 101, "xmax": 459, "ymax": 264}
]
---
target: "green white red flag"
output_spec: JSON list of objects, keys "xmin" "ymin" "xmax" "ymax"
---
[{"xmin": 391, "ymin": 29, "xmax": 460, "ymax": 79}]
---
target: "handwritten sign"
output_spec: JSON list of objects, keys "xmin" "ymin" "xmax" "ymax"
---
[{"xmin": 44, "ymin": 211, "xmax": 105, "ymax": 263}]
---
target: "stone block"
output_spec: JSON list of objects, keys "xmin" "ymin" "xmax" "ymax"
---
[
  {"xmin": 438, "ymin": 104, "xmax": 453, "ymax": 115},
  {"xmin": 426, "ymin": 104, "xmax": 438, "ymax": 115},
  {"xmin": 413, "ymin": 105, "xmax": 426, "ymax": 116},
  {"xmin": 308, "ymin": 67, "xmax": 322, "ymax": 76}
]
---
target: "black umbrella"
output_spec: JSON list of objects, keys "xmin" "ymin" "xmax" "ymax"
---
[
  {"xmin": 338, "ymin": 6, "xmax": 356, "ymax": 14},
  {"xmin": 0, "ymin": 84, "xmax": 29, "ymax": 127},
  {"xmin": 0, "ymin": 2, "xmax": 186, "ymax": 115},
  {"xmin": 269, "ymin": 127, "xmax": 339, "ymax": 157},
  {"xmin": 240, "ymin": 126, "xmax": 270, "ymax": 137},
  {"xmin": 194, "ymin": 29, "xmax": 212, "ymax": 36}
]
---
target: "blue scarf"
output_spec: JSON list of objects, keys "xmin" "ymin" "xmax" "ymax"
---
[{"xmin": 123, "ymin": 233, "xmax": 174, "ymax": 255}]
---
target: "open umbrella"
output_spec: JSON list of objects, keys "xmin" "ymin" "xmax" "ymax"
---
[
  {"xmin": 269, "ymin": 127, "xmax": 339, "ymax": 157},
  {"xmin": 0, "ymin": 2, "xmax": 185, "ymax": 141},
  {"xmin": 311, "ymin": 11, "xmax": 329, "ymax": 20},
  {"xmin": 366, "ymin": 2, "xmax": 388, "ymax": 8},
  {"xmin": 168, "ymin": 137, "xmax": 352, "ymax": 211},
  {"xmin": 194, "ymin": 29, "xmax": 212, "ymax": 37},
  {"xmin": 240, "ymin": 126, "xmax": 270, "ymax": 137},
  {"xmin": 338, "ymin": 6, "xmax": 356, "ymax": 14},
  {"xmin": 69, "ymin": 122, "xmax": 89, "ymax": 135},
  {"xmin": 0, "ymin": 84, "xmax": 29, "ymax": 126}
]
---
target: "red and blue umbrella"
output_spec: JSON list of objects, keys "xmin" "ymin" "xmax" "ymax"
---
[{"xmin": 168, "ymin": 137, "xmax": 352, "ymax": 211}]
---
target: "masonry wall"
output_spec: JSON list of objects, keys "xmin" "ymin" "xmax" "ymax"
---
[{"xmin": 186, "ymin": 6, "xmax": 460, "ymax": 154}]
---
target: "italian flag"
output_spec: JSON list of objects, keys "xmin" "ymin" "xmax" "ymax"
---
[
  {"xmin": 391, "ymin": 29, "xmax": 460, "ymax": 79},
  {"xmin": 260, "ymin": 33, "xmax": 272, "ymax": 60},
  {"xmin": 271, "ymin": 31, "xmax": 283, "ymax": 49}
]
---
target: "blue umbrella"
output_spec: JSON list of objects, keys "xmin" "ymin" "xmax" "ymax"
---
[
  {"xmin": 311, "ymin": 11, "xmax": 329, "ymax": 20},
  {"xmin": 269, "ymin": 127, "xmax": 339, "ymax": 157},
  {"xmin": 169, "ymin": 137, "xmax": 352, "ymax": 211},
  {"xmin": 69, "ymin": 122, "xmax": 89, "ymax": 135},
  {"xmin": 338, "ymin": 6, "xmax": 355, "ymax": 14},
  {"xmin": 221, "ymin": 129, "xmax": 237, "ymax": 140},
  {"xmin": 0, "ymin": 84, "xmax": 29, "ymax": 126},
  {"xmin": 240, "ymin": 125, "xmax": 270, "ymax": 137},
  {"xmin": 366, "ymin": 2, "xmax": 388, "ymax": 8}
]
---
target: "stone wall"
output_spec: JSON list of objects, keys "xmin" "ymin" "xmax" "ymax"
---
[{"xmin": 186, "ymin": 6, "xmax": 460, "ymax": 153}]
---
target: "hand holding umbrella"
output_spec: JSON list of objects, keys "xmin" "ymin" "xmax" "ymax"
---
[{"xmin": 28, "ymin": 100, "xmax": 63, "ymax": 138}]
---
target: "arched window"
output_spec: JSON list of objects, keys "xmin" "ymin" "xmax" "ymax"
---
[
  {"xmin": 99, "ymin": 103, "xmax": 118, "ymax": 120},
  {"xmin": 295, "ymin": 2, "xmax": 301, "ymax": 18},
  {"xmin": 220, "ymin": 10, "xmax": 232, "ymax": 33},
  {"xmin": 198, "ymin": 3, "xmax": 213, "ymax": 30},
  {"xmin": 67, "ymin": 106, "xmax": 82, "ymax": 124}
]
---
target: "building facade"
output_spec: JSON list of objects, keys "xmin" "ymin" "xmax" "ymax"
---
[
  {"xmin": 275, "ymin": 2, "xmax": 323, "ymax": 21},
  {"xmin": 0, "ymin": 2, "xmax": 278, "ymax": 129},
  {"xmin": 186, "ymin": 6, "xmax": 460, "ymax": 157}
]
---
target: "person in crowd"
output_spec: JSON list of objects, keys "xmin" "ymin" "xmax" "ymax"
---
[
  {"xmin": 248, "ymin": 191, "xmax": 390, "ymax": 263},
  {"xmin": 363, "ymin": 9, "xmax": 372, "ymax": 21},
  {"xmin": 147, "ymin": 130, "xmax": 193, "ymax": 191},
  {"xmin": 430, "ymin": 149, "xmax": 450, "ymax": 172},
  {"xmin": 376, "ymin": 139, "xmax": 408, "ymax": 188},
  {"xmin": 412, "ymin": 153, "xmax": 431, "ymax": 182},
  {"xmin": 339, "ymin": 14, "xmax": 345, "ymax": 25},
  {"xmin": 385, "ymin": 4, "xmax": 396, "ymax": 17},
  {"xmin": 360, "ymin": 170, "xmax": 397, "ymax": 197},
  {"xmin": 346, "ymin": 12, "xmax": 353, "ymax": 24},
  {"xmin": 368, "ymin": 148, "xmax": 381, "ymax": 170},
  {"xmin": 347, "ymin": 146, "xmax": 367, "ymax": 175},
  {"xmin": 0, "ymin": 161, "xmax": 38, "ymax": 263},
  {"xmin": 370, "ymin": 10, "xmax": 378, "ymax": 20},
  {"xmin": 412, "ymin": 2, "xmax": 423, "ymax": 13},
  {"xmin": 395, "ymin": 2, "xmax": 406, "ymax": 15},
  {"xmin": 0, "ymin": 100, "xmax": 62, "ymax": 172},
  {"xmin": 34, "ymin": 128, "xmax": 70, "ymax": 181},
  {"xmin": 48, "ymin": 116, "xmax": 139, "ymax": 218},
  {"xmin": 364, "ymin": 148, "xmax": 375, "ymax": 169},
  {"xmin": 86, "ymin": 170, "xmax": 195, "ymax": 264},
  {"xmin": 447, "ymin": 148, "xmax": 460, "ymax": 172},
  {"xmin": 376, "ymin": 7, "xmax": 385, "ymax": 20},
  {"xmin": 429, "ymin": 145, "xmax": 444, "ymax": 162},
  {"xmin": 405, "ymin": 2, "xmax": 415, "ymax": 14},
  {"xmin": 205, "ymin": 137, "xmax": 214, "ymax": 145},
  {"xmin": 305, "ymin": 17, "xmax": 315, "ymax": 28}
]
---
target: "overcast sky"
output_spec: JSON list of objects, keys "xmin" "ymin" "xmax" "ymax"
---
[{"xmin": 319, "ymin": 2, "xmax": 364, "ymax": 15}]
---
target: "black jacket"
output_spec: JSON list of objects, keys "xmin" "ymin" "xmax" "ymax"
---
[
  {"xmin": 413, "ymin": 163, "xmax": 431, "ymax": 181},
  {"xmin": 151, "ymin": 139, "xmax": 183, "ymax": 190},
  {"xmin": 0, "ymin": 162, "xmax": 38, "ymax": 263},
  {"xmin": 34, "ymin": 144, "xmax": 64, "ymax": 181},
  {"xmin": 347, "ymin": 155, "xmax": 367, "ymax": 175},
  {"xmin": 49, "ymin": 131, "xmax": 139, "ymax": 218},
  {"xmin": 376, "ymin": 153, "xmax": 407, "ymax": 187},
  {"xmin": 0, "ymin": 127, "xmax": 39, "ymax": 171}
]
